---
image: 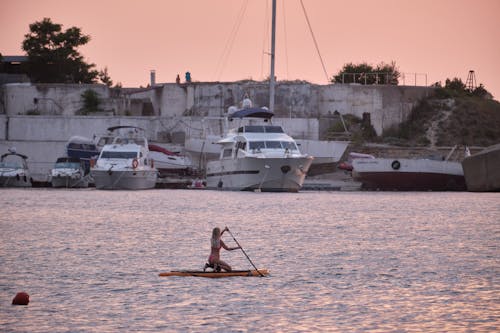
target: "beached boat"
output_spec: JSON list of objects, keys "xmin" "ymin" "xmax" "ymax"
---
[
  {"xmin": 148, "ymin": 143, "xmax": 194, "ymax": 176},
  {"xmin": 91, "ymin": 127, "xmax": 158, "ymax": 190},
  {"xmin": 338, "ymin": 152, "xmax": 376, "ymax": 171},
  {"xmin": 205, "ymin": 104, "xmax": 314, "ymax": 192},
  {"xmin": 159, "ymin": 269, "xmax": 269, "ymax": 278},
  {"xmin": 352, "ymin": 147, "xmax": 466, "ymax": 191},
  {"xmin": 0, "ymin": 148, "xmax": 32, "ymax": 187},
  {"xmin": 50, "ymin": 157, "xmax": 89, "ymax": 188}
]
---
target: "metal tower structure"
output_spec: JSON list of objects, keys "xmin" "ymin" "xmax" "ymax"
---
[{"xmin": 465, "ymin": 70, "xmax": 477, "ymax": 91}]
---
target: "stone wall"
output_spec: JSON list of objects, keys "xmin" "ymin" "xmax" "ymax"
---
[
  {"xmin": 1, "ymin": 81, "xmax": 434, "ymax": 135},
  {"xmin": 1, "ymin": 83, "xmax": 111, "ymax": 115}
]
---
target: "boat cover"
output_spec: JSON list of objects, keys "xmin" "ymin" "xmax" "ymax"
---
[{"xmin": 229, "ymin": 108, "xmax": 274, "ymax": 119}]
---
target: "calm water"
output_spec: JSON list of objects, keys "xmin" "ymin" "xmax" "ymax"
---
[{"xmin": 0, "ymin": 189, "xmax": 498, "ymax": 332}]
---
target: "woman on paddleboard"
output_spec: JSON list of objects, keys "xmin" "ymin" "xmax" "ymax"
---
[{"xmin": 206, "ymin": 227, "xmax": 240, "ymax": 272}]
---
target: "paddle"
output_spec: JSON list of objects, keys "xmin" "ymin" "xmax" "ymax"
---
[{"xmin": 225, "ymin": 227, "xmax": 265, "ymax": 277}]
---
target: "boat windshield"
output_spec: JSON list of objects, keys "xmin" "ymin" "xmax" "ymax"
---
[
  {"xmin": 55, "ymin": 162, "xmax": 80, "ymax": 169},
  {"xmin": 248, "ymin": 141, "xmax": 298, "ymax": 151},
  {"xmin": 97, "ymin": 137, "xmax": 114, "ymax": 146},
  {"xmin": 68, "ymin": 142, "xmax": 98, "ymax": 151},
  {"xmin": 0, "ymin": 161, "xmax": 22, "ymax": 168},
  {"xmin": 100, "ymin": 151, "xmax": 138, "ymax": 159},
  {"xmin": 113, "ymin": 137, "xmax": 146, "ymax": 146}
]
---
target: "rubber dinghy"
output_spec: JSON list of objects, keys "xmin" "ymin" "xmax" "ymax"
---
[{"xmin": 159, "ymin": 269, "xmax": 269, "ymax": 278}]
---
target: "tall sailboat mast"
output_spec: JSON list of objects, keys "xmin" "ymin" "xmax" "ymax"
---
[{"xmin": 269, "ymin": 0, "xmax": 277, "ymax": 113}]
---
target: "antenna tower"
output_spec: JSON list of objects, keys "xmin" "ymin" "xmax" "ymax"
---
[{"xmin": 465, "ymin": 70, "xmax": 476, "ymax": 91}]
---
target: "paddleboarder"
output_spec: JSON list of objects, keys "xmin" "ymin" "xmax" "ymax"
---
[{"xmin": 206, "ymin": 227, "xmax": 240, "ymax": 272}]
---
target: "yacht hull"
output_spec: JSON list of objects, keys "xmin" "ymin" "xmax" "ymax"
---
[
  {"xmin": 352, "ymin": 158, "xmax": 466, "ymax": 191},
  {"xmin": 0, "ymin": 175, "xmax": 32, "ymax": 187},
  {"xmin": 92, "ymin": 169, "xmax": 157, "ymax": 190},
  {"xmin": 205, "ymin": 156, "xmax": 313, "ymax": 192}
]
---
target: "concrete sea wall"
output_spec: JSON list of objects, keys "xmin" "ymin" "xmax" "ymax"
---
[
  {"xmin": 0, "ymin": 114, "xmax": 319, "ymax": 181},
  {"xmin": 462, "ymin": 144, "xmax": 500, "ymax": 191},
  {"xmin": 1, "ymin": 82, "xmax": 433, "ymax": 135}
]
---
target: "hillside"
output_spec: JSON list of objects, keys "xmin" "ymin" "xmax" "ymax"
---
[
  {"xmin": 372, "ymin": 89, "xmax": 500, "ymax": 148},
  {"xmin": 400, "ymin": 95, "xmax": 500, "ymax": 147}
]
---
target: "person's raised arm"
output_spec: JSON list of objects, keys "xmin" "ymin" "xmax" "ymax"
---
[{"xmin": 220, "ymin": 239, "xmax": 240, "ymax": 251}]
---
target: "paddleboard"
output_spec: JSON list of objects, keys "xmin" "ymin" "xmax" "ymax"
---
[{"xmin": 159, "ymin": 269, "xmax": 269, "ymax": 278}]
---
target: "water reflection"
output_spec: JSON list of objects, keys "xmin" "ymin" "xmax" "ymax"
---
[{"xmin": 0, "ymin": 189, "xmax": 498, "ymax": 332}]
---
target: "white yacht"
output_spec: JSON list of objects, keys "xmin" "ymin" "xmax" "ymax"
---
[
  {"xmin": 205, "ymin": 104, "xmax": 313, "ymax": 192},
  {"xmin": 91, "ymin": 127, "xmax": 158, "ymax": 190},
  {"xmin": 50, "ymin": 157, "xmax": 89, "ymax": 188},
  {"xmin": 0, "ymin": 148, "xmax": 32, "ymax": 187}
]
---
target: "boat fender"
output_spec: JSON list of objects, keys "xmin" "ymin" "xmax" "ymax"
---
[
  {"xmin": 151, "ymin": 159, "xmax": 154, "ymax": 168},
  {"xmin": 16, "ymin": 174, "xmax": 20, "ymax": 181},
  {"xmin": 132, "ymin": 158, "xmax": 139, "ymax": 169},
  {"xmin": 391, "ymin": 160, "xmax": 401, "ymax": 170},
  {"xmin": 12, "ymin": 292, "xmax": 29, "ymax": 305}
]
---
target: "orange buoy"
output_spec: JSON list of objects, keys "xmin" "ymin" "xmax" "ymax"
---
[{"xmin": 12, "ymin": 292, "xmax": 29, "ymax": 305}]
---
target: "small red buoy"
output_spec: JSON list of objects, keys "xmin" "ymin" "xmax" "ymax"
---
[{"xmin": 12, "ymin": 292, "xmax": 29, "ymax": 305}]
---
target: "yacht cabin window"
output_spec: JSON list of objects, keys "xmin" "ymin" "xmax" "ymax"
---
[
  {"xmin": 266, "ymin": 141, "xmax": 282, "ymax": 149},
  {"xmin": 282, "ymin": 141, "xmax": 298, "ymax": 150},
  {"xmin": 100, "ymin": 151, "xmax": 138, "ymax": 159},
  {"xmin": 222, "ymin": 149, "xmax": 232, "ymax": 158},
  {"xmin": 265, "ymin": 126, "xmax": 284, "ymax": 133},
  {"xmin": 249, "ymin": 141, "xmax": 266, "ymax": 150},
  {"xmin": 248, "ymin": 141, "xmax": 298, "ymax": 151}
]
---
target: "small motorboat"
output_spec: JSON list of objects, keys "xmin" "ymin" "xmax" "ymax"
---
[
  {"xmin": 50, "ymin": 157, "xmax": 89, "ymax": 188},
  {"xmin": 148, "ymin": 144, "xmax": 194, "ymax": 176},
  {"xmin": 91, "ymin": 126, "xmax": 158, "ymax": 190},
  {"xmin": 158, "ymin": 269, "xmax": 269, "ymax": 278},
  {"xmin": 0, "ymin": 148, "xmax": 32, "ymax": 187}
]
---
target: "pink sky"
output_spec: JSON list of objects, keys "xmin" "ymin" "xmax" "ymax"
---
[{"xmin": 2, "ymin": 0, "xmax": 500, "ymax": 99}]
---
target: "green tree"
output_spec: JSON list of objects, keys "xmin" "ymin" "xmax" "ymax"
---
[
  {"xmin": 22, "ymin": 18, "xmax": 99, "ymax": 83},
  {"xmin": 98, "ymin": 67, "xmax": 113, "ymax": 87},
  {"xmin": 80, "ymin": 89, "xmax": 101, "ymax": 114},
  {"xmin": 445, "ymin": 77, "xmax": 466, "ymax": 92},
  {"xmin": 472, "ymin": 84, "xmax": 491, "ymax": 98},
  {"xmin": 332, "ymin": 61, "xmax": 400, "ymax": 85}
]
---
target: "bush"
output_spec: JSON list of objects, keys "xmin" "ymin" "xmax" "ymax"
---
[{"xmin": 80, "ymin": 89, "xmax": 101, "ymax": 114}]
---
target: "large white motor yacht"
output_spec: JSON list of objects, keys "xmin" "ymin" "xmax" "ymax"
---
[
  {"xmin": 91, "ymin": 127, "xmax": 158, "ymax": 190},
  {"xmin": 205, "ymin": 104, "xmax": 313, "ymax": 192}
]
